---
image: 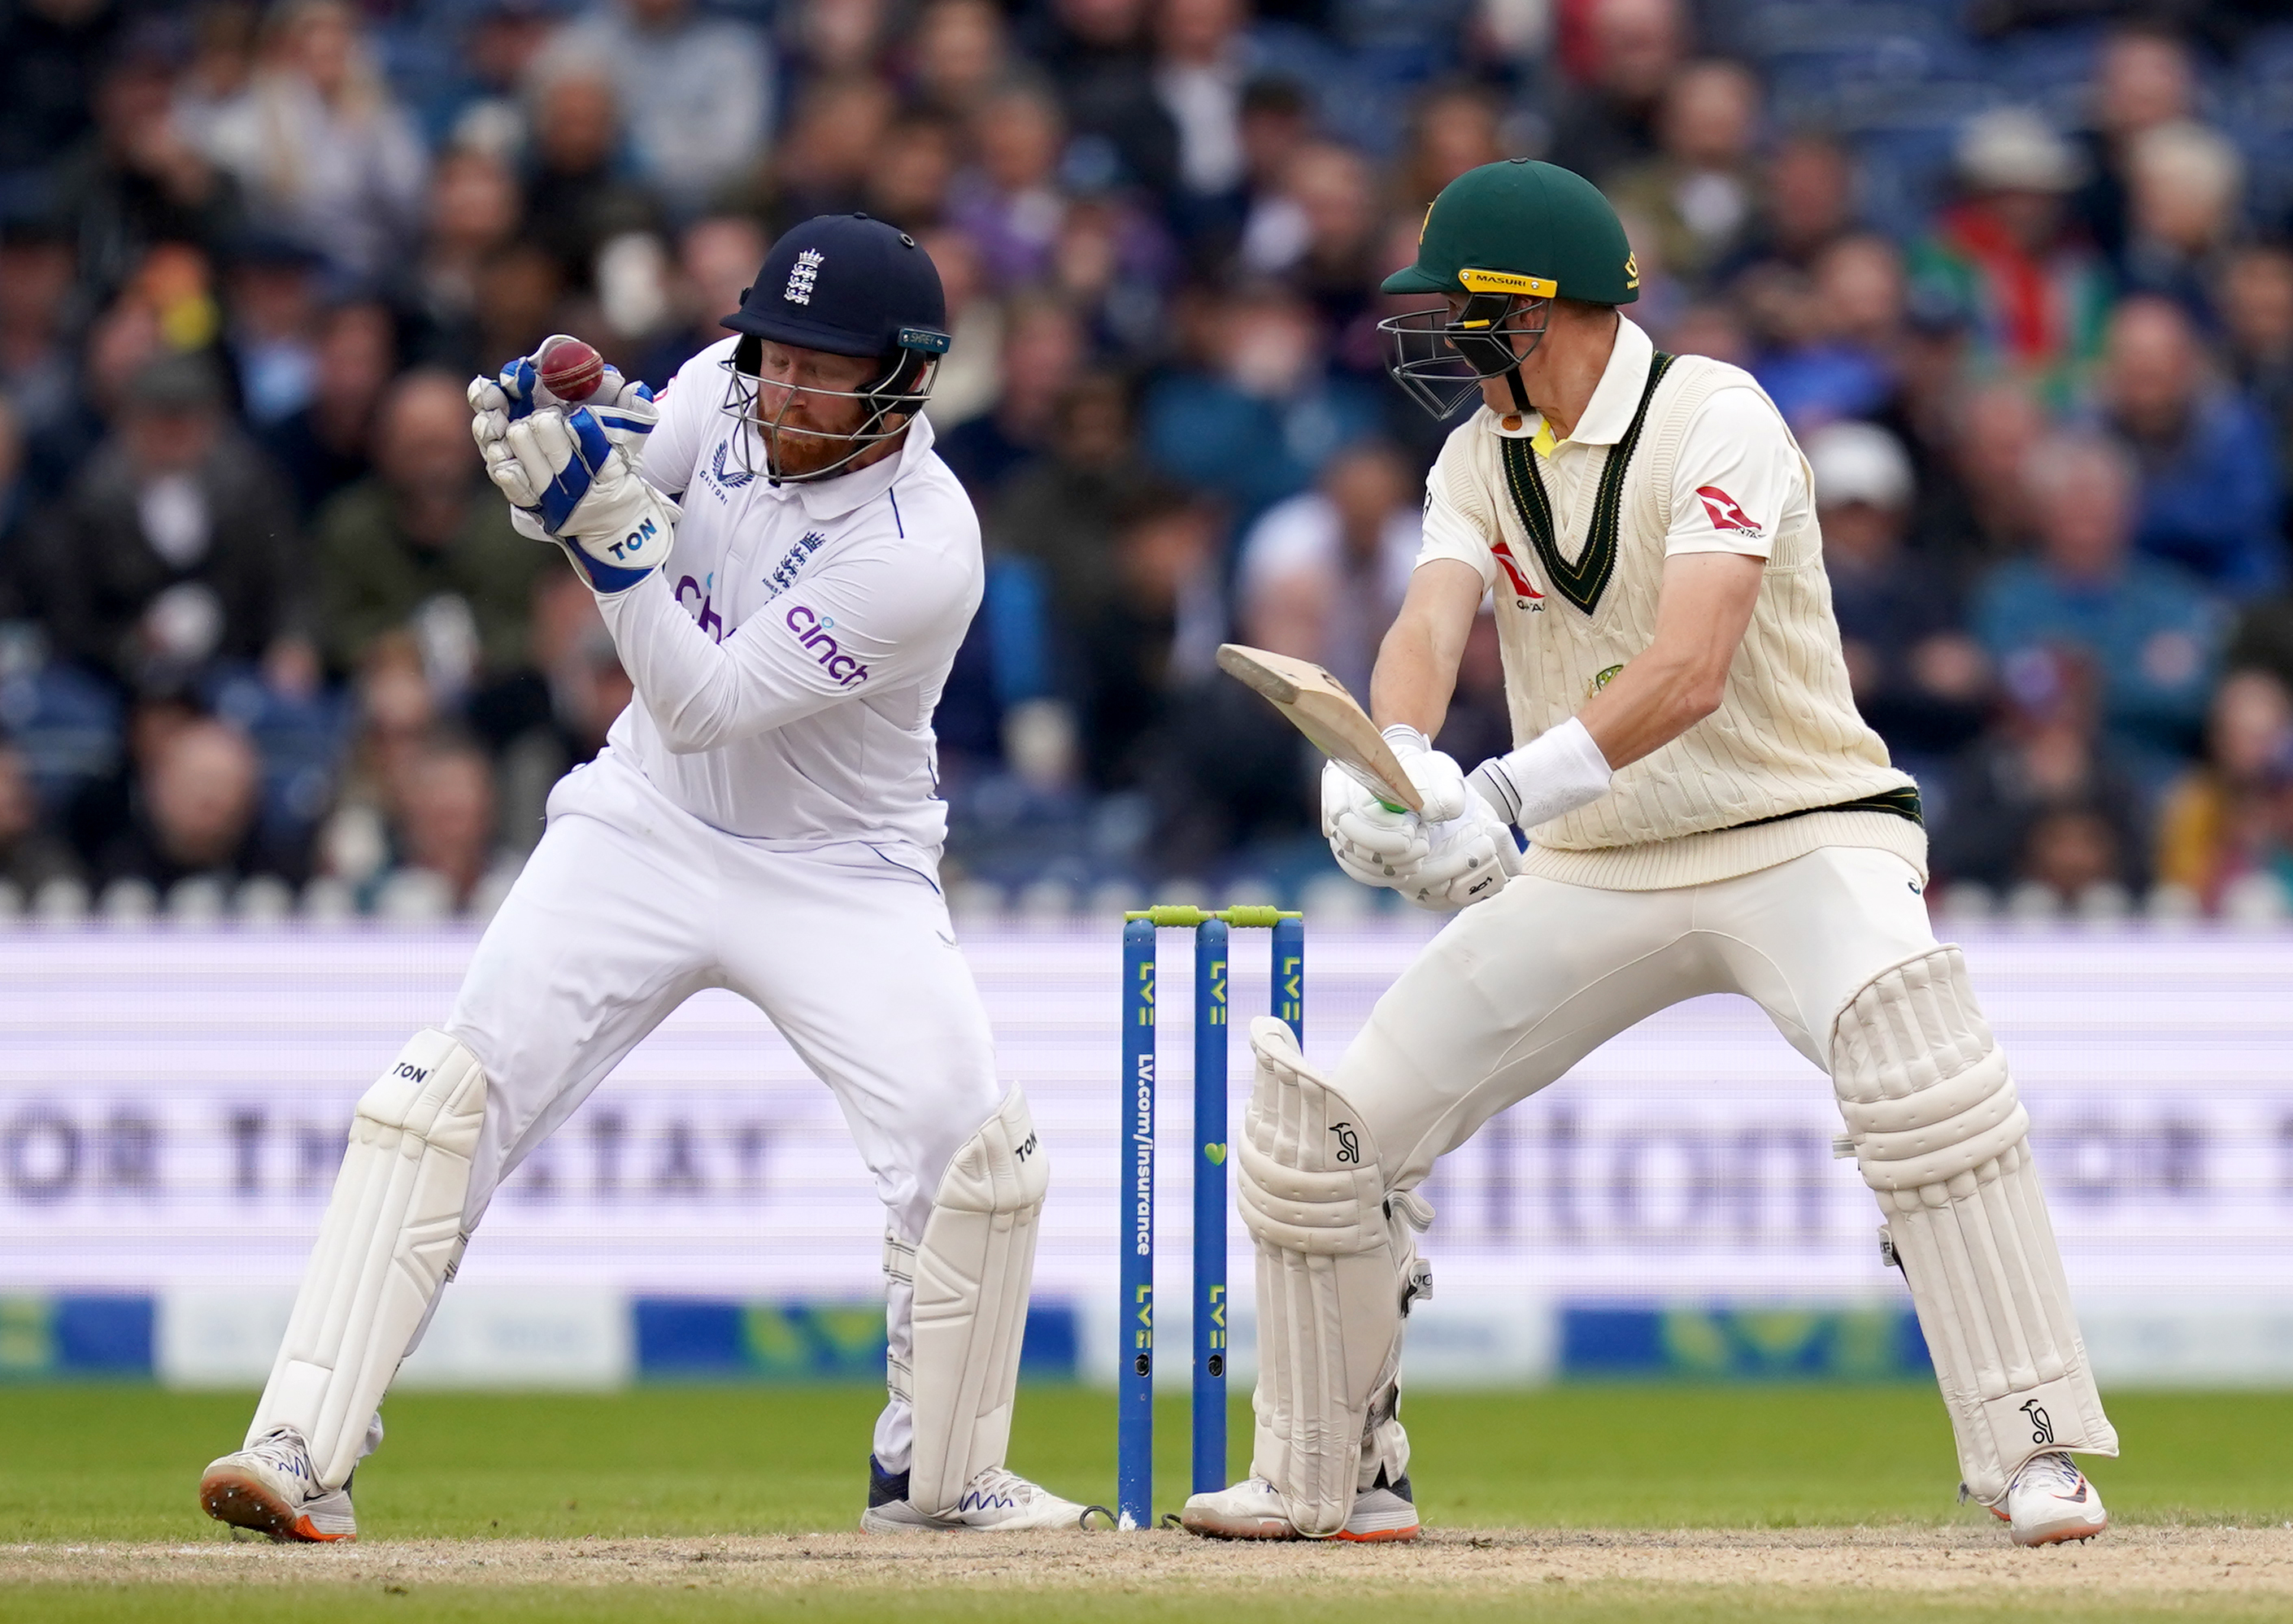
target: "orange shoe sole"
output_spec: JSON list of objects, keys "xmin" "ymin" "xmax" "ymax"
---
[
  {"xmin": 199, "ymin": 1466, "xmax": 354, "ymax": 1543},
  {"xmin": 1333, "ymin": 1523, "xmax": 1421, "ymax": 1543}
]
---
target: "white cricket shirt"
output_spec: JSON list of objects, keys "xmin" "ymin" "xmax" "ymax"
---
[{"xmin": 590, "ymin": 336, "xmax": 982, "ymax": 852}]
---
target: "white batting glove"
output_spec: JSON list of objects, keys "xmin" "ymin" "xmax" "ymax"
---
[
  {"xmin": 486, "ymin": 406, "xmax": 679, "ymax": 596},
  {"xmin": 1323, "ymin": 727, "xmax": 1475, "ymax": 893},
  {"xmin": 1399, "ymin": 788, "xmax": 1521, "ymax": 912}
]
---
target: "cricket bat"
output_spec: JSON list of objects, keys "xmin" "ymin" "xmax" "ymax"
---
[{"xmin": 1216, "ymin": 643, "xmax": 1425, "ymax": 815}]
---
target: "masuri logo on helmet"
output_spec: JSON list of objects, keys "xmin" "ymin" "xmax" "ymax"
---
[{"xmin": 1379, "ymin": 160, "xmax": 1638, "ymax": 420}]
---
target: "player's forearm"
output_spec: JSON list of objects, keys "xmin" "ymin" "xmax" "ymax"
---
[{"xmin": 1369, "ymin": 560, "xmax": 1483, "ymax": 737}]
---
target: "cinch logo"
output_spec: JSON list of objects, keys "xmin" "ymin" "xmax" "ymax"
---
[
  {"xmin": 676, "ymin": 574, "xmax": 727, "ymax": 642},
  {"xmin": 785, "ymin": 248, "xmax": 823, "ymax": 306},
  {"xmin": 1696, "ymin": 485, "xmax": 1762, "ymax": 538},
  {"xmin": 784, "ymin": 603, "xmax": 868, "ymax": 686},
  {"xmin": 1490, "ymin": 539, "xmax": 1544, "ymax": 608}
]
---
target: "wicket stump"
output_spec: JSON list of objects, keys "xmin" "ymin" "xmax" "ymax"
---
[{"xmin": 1119, "ymin": 903, "xmax": 1303, "ymax": 1530}]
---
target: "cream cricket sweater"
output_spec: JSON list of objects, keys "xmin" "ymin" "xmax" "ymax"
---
[{"xmin": 1417, "ymin": 322, "xmax": 1925, "ymax": 890}]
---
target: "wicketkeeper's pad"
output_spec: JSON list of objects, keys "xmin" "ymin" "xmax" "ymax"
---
[
  {"xmin": 248, "ymin": 1030, "xmax": 488, "ymax": 1488},
  {"xmin": 896, "ymin": 1086, "xmax": 1049, "ymax": 1517},
  {"xmin": 1237, "ymin": 1017, "xmax": 1425, "ymax": 1537},
  {"xmin": 1830, "ymin": 947, "xmax": 2117, "ymax": 1503}
]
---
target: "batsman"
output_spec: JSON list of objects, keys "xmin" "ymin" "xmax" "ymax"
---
[{"xmin": 1184, "ymin": 161, "xmax": 2115, "ymax": 1548}]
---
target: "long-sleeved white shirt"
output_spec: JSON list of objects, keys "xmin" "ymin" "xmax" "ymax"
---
[{"xmin": 592, "ymin": 337, "xmax": 982, "ymax": 852}]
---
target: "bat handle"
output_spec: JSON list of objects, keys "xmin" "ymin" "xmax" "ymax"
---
[{"xmin": 1337, "ymin": 760, "xmax": 1413, "ymax": 817}]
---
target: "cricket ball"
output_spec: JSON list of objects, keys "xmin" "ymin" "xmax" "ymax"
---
[{"xmin": 537, "ymin": 337, "xmax": 606, "ymax": 403}]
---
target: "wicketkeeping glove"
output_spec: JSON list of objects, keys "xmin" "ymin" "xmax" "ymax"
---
[
  {"xmin": 484, "ymin": 406, "xmax": 679, "ymax": 596},
  {"xmin": 468, "ymin": 338, "xmax": 658, "ymax": 464}
]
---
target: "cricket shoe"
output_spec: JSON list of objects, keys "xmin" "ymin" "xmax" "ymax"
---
[
  {"xmin": 1180, "ymin": 1467, "xmax": 1420, "ymax": 1542},
  {"xmin": 198, "ymin": 1426, "xmax": 357, "ymax": 1542},
  {"xmin": 859, "ymin": 1457, "xmax": 1107, "ymax": 1532},
  {"xmin": 1991, "ymin": 1452, "xmax": 2108, "ymax": 1547}
]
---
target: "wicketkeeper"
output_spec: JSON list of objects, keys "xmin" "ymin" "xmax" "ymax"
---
[{"xmin": 1182, "ymin": 161, "xmax": 2115, "ymax": 1548}]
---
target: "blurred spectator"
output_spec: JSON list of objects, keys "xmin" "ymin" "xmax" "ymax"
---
[
  {"xmin": 198, "ymin": 0, "xmax": 425, "ymax": 281},
  {"xmin": 2119, "ymin": 120, "xmax": 2245, "ymax": 326},
  {"xmin": 937, "ymin": 298, "xmax": 1086, "ymax": 501},
  {"xmin": 425, "ymin": 0, "xmax": 560, "ymax": 162},
  {"xmin": 1072, "ymin": 477, "xmax": 1224, "ymax": 791},
  {"xmin": 559, "ymin": 0, "xmax": 772, "ymax": 218},
  {"xmin": 1395, "ymin": 82, "xmax": 1505, "ymax": 213},
  {"xmin": 1234, "ymin": 438, "xmax": 1419, "ymax": 698},
  {"xmin": 491, "ymin": 568, "xmax": 629, "ymax": 842},
  {"xmin": 96, "ymin": 713, "xmax": 299, "ymax": 891},
  {"xmin": 0, "ymin": 0, "xmax": 128, "ymax": 181},
  {"xmin": 1609, "ymin": 60, "xmax": 1760, "ymax": 290},
  {"xmin": 987, "ymin": 371, "xmax": 1142, "ymax": 633},
  {"xmin": 474, "ymin": 243, "xmax": 568, "ymax": 370},
  {"xmin": 173, "ymin": 3, "xmax": 262, "ymax": 150},
  {"xmin": 0, "ymin": 740, "xmax": 79, "ymax": 898},
  {"xmin": 313, "ymin": 370, "xmax": 545, "ymax": 690},
  {"xmin": 867, "ymin": 111, "xmax": 962, "ymax": 233},
  {"xmin": 1910, "ymin": 109, "xmax": 2110, "ymax": 405},
  {"xmin": 37, "ymin": 353, "xmax": 307, "ymax": 696},
  {"xmin": 1155, "ymin": 0, "xmax": 1252, "ymax": 210},
  {"xmin": 1972, "ymin": 433, "xmax": 2223, "ymax": 764},
  {"xmin": 2070, "ymin": 24, "xmax": 2199, "ymax": 265},
  {"xmin": 2098, "ymin": 295, "xmax": 2284, "ymax": 597},
  {"xmin": 0, "ymin": 400, "xmax": 24, "ymax": 620},
  {"xmin": 522, "ymin": 53, "xmax": 664, "ymax": 293},
  {"xmin": 371, "ymin": 732, "xmax": 517, "ymax": 918},
  {"xmin": 52, "ymin": 50, "xmax": 247, "ymax": 297},
  {"xmin": 1240, "ymin": 141, "xmax": 1383, "ymax": 374},
  {"xmin": 918, "ymin": 226, "xmax": 1001, "ymax": 428},
  {"xmin": 950, "ymin": 82, "xmax": 1071, "ymax": 286},
  {"xmin": 630, "ymin": 215, "xmax": 767, "ymax": 390},
  {"xmin": 1911, "ymin": 380, "xmax": 2048, "ymax": 586},
  {"xmin": 1041, "ymin": 0, "xmax": 1176, "ymax": 201},
  {"xmin": 2152, "ymin": 669, "xmax": 2293, "ymax": 912},
  {"xmin": 2221, "ymin": 244, "xmax": 2293, "ymax": 500},
  {"xmin": 1934, "ymin": 645, "xmax": 2148, "ymax": 900},
  {"xmin": 1807, "ymin": 421, "xmax": 1987, "ymax": 764},
  {"xmin": 222, "ymin": 237, "xmax": 323, "ymax": 427},
  {"xmin": 403, "ymin": 147, "xmax": 523, "ymax": 374},
  {"xmin": 1433, "ymin": 609, "xmax": 1511, "ymax": 768},
  {"xmin": 259, "ymin": 299, "xmax": 394, "ymax": 521},
  {"xmin": 1142, "ymin": 280, "xmax": 1381, "ymax": 529},
  {"xmin": 1714, "ymin": 133, "xmax": 1856, "ymax": 288},
  {"xmin": 911, "ymin": 0, "xmax": 1012, "ymax": 122},
  {"xmin": 1547, "ymin": 0, "xmax": 1684, "ymax": 185},
  {"xmin": 786, "ymin": 0, "xmax": 890, "ymax": 81},
  {"xmin": 0, "ymin": 219, "xmax": 89, "ymax": 498},
  {"xmin": 1755, "ymin": 233, "xmax": 1906, "ymax": 432},
  {"xmin": 760, "ymin": 74, "xmax": 896, "ymax": 231}
]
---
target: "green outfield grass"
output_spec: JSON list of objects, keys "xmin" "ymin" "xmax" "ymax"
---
[
  {"xmin": 3, "ymin": 1384, "xmax": 2291, "ymax": 1623},
  {"xmin": 2, "ymin": 1382, "xmax": 2288, "ymax": 1539}
]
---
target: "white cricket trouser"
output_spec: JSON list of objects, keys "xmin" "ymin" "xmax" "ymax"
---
[
  {"xmin": 445, "ymin": 750, "xmax": 1004, "ymax": 1471},
  {"xmin": 1339, "ymin": 845, "xmax": 1939, "ymax": 1184}
]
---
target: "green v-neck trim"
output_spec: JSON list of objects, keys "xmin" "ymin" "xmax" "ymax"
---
[{"xmin": 1497, "ymin": 351, "xmax": 1676, "ymax": 616}]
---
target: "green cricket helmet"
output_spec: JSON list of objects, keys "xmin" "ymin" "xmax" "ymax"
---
[{"xmin": 1378, "ymin": 159, "xmax": 1640, "ymax": 419}]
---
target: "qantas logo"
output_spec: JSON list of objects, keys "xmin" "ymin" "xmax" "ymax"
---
[
  {"xmin": 1696, "ymin": 485, "xmax": 1761, "ymax": 538},
  {"xmin": 1490, "ymin": 540, "xmax": 1544, "ymax": 608}
]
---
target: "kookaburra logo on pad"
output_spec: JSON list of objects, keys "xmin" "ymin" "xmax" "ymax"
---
[
  {"xmin": 2020, "ymin": 1400, "xmax": 2055, "ymax": 1445},
  {"xmin": 785, "ymin": 249, "xmax": 824, "ymax": 306},
  {"xmin": 1330, "ymin": 1122, "xmax": 1360, "ymax": 1164}
]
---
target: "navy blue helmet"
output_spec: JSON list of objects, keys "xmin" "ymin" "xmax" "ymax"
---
[{"xmin": 718, "ymin": 213, "xmax": 951, "ymax": 484}]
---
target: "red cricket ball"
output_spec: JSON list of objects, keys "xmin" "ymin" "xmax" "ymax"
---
[{"xmin": 537, "ymin": 338, "xmax": 605, "ymax": 403}]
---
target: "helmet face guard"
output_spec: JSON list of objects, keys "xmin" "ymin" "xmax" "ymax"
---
[
  {"xmin": 717, "ymin": 327, "xmax": 948, "ymax": 485},
  {"xmin": 1378, "ymin": 290, "xmax": 1551, "ymax": 420}
]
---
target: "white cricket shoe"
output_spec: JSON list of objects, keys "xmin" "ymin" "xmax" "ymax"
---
[
  {"xmin": 198, "ymin": 1426, "xmax": 357, "ymax": 1543},
  {"xmin": 859, "ymin": 1456, "xmax": 1107, "ymax": 1532},
  {"xmin": 1180, "ymin": 1468, "xmax": 1420, "ymax": 1542},
  {"xmin": 1993, "ymin": 1451, "xmax": 2108, "ymax": 1546}
]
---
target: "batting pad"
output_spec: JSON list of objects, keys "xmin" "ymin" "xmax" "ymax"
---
[
  {"xmin": 906, "ymin": 1086, "xmax": 1049, "ymax": 1517},
  {"xmin": 1237, "ymin": 1017, "xmax": 1421, "ymax": 1538},
  {"xmin": 249, "ymin": 1030, "xmax": 488, "ymax": 1488},
  {"xmin": 1830, "ymin": 947, "xmax": 2116, "ymax": 1503}
]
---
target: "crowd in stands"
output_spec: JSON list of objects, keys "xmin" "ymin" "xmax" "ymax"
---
[{"xmin": 2, "ymin": 0, "xmax": 2293, "ymax": 923}]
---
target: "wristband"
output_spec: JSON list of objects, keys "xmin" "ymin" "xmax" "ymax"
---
[{"xmin": 1468, "ymin": 716, "xmax": 1612, "ymax": 831}]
